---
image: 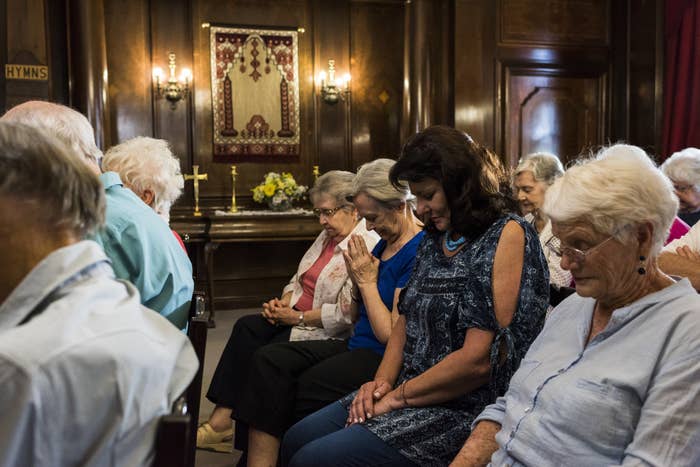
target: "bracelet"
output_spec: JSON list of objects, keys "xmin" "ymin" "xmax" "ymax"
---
[{"xmin": 400, "ymin": 381, "xmax": 410, "ymax": 407}]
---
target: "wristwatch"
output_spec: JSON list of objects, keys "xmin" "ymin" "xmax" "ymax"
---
[{"xmin": 298, "ymin": 312, "xmax": 305, "ymax": 326}]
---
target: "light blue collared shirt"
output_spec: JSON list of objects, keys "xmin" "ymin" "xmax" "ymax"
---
[
  {"xmin": 475, "ymin": 279, "xmax": 700, "ymax": 467},
  {"xmin": 0, "ymin": 241, "xmax": 198, "ymax": 467},
  {"xmin": 92, "ymin": 172, "xmax": 193, "ymax": 329}
]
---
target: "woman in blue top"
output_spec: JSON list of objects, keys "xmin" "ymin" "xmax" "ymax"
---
[
  {"xmin": 234, "ymin": 158, "xmax": 424, "ymax": 467},
  {"xmin": 281, "ymin": 126, "xmax": 549, "ymax": 467}
]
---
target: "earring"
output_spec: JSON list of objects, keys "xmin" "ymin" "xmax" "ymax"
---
[{"xmin": 638, "ymin": 255, "xmax": 646, "ymax": 275}]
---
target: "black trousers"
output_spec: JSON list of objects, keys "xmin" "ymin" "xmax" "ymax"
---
[
  {"xmin": 233, "ymin": 339, "xmax": 383, "ymax": 440},
  {"xmin": 206, "ymin": 314, "xmax": 292, "ymax": 408}
]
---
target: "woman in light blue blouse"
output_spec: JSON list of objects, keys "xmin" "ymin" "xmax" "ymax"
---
[{"xmin": 453, "ymin": 144, "xmax": 700, "ymax": 467}]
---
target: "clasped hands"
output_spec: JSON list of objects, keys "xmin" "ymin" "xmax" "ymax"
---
[
  {"xmin": 261, "ymin": 297, "xmax": 298, "ymax": 326},
  {"xmin": 343, "ymin": 234, "xmax": 379, "ymax": 288},
  {"xmin": 346, "ymin": 378, "xmax": 405, "ymax": 427}
]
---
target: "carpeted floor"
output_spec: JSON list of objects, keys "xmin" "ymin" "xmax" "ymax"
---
[{"xmin": 195, "ymin": 307, "xmax": 257, "ymax": 467}]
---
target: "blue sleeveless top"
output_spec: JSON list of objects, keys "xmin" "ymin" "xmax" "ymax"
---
[{"xmin": 347, "ymin": 230, "xmax": 424, "ymax": 356}]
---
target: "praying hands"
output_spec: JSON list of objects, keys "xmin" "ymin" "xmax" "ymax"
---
[{"xmin": 343, "ymin": 233, "xmax": 380, "ymax": 286}]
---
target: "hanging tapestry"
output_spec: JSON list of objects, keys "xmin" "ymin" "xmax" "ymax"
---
[{"xmin": 210, "ymin": 25, "xmax": 300, "ymax": 161}]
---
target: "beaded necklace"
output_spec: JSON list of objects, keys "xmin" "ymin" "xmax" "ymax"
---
[{"xmin": 444, "ymin": 230, "xmax": 467, "ymax": 252}]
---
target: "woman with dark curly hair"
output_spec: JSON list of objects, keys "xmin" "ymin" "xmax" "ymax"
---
[{"xmin": 281, "ymin": 126, "xmax": 550, "ymax": 467}]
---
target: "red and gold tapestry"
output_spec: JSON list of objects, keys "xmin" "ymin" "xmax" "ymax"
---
[{"xmin": 210, "ymin": 25, "xmax": 300, "ymax": 161}]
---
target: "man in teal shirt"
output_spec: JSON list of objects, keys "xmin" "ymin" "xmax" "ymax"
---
[{"xmin": 2, "ymin": 101, "xmax": 193, "ymax": 329}]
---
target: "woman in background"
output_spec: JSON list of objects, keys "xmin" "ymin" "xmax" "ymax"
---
[{"xmin": 513, "ymin": 152, "xmax": 571, "ymax": 288}]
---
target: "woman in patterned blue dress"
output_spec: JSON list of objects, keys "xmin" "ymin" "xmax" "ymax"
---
[{"xmin": 281, "ymin": 126, "xmax": 550, "ymax": 466}]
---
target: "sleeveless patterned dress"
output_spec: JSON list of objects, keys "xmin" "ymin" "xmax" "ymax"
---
[{"xmin": 341, "ymin": 214, "xmax": 549, "ymax": 465}]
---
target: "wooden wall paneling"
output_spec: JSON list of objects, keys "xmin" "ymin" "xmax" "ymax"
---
[
  {"xmin": 609, "ymin": 0, "xmax": 629, "ymax": 144},
  {"xmin": 628, "ymin": 0, "xmax": 662, "ymax": 154},
  {"xmin": 150, "ymin": 0, "xmax": 192, "ymax": 206},
  {"xmin": 454, "ymin": 0, "xmax": 497, "ymax": 150},
  {"xmin": 66, "ymin": 0, "xmax": 111, "ymax": 150},
  {"xmin": 4, "ymin": 0, "xmax": 49, "ymax": 110},
  {"xmin": 314, "ymin": 0, "xmax": 351, "ymax": 172},
  {"xmin": 349, "ymin": 0, "xmax": 405, "ymax": 167},
  {"xmin": 504, "ymin": 67, "xmax": 605, "ymax": 166},
  {"xmin": 103, "ymin": 0, "xmax": 153, "ymax": 144},
  {"xmin": 45, "ymin": 0, "xmax": 69, "ymax": 105},
  {"xmin": 190, "ymin": 0, "xmax": 315, "ymax": 211},
  {"xmin": 401, "ymin": 0, "xmax": 454, "ymax": 141},
  {"xmin": 499, "ymin": 0, "xmax": 609, "ymax": 47},
  {"xmin": 212, "ymin": 240, "xmax": 311, "ymax": 308}
]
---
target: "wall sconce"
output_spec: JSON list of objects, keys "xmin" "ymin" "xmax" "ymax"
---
[
  {"xmin": 152, "ymin": 52, "xmax": 191, "ymax": 109},
  {"xmin": 316, "ymin": 59, "xmax": 350, "ymax": 104}
]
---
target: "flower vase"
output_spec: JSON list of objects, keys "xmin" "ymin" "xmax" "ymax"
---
[{"xmin": 267, "ymin": 199, "xmax": 292, "ymax": 212}]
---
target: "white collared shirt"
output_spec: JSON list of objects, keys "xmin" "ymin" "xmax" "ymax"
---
[
  {"xmin": 476, "ymin": 279, "xmax": 700, "ymax": 467},
  {"xmin": 0, "ymin": 241, "xmax": 198, "ymax": 467}
]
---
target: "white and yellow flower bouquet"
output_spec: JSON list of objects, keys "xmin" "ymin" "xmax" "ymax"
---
[{"xmin": 252, "ymin": 172, "xmax": 307, "ymax": 211}]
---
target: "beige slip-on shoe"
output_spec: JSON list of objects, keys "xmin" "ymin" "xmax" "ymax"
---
[{"xmin": 196, "ymin": 422, "xmax": 233, "ymax": 453}]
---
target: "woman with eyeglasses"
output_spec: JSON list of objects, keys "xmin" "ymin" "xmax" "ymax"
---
[
  {"xmin": 226, "ymin": 158, "xmax": 425, "ymax": 467},
  {"xmin": 281, "ymin": 126, "xmax": 549, "ymax": 467},
  {"xmin": 513, "ymin": 152, "xmax": 572, "ymax": 289},
  {"xmin": 197, "ymin": 170, "xmax": 379, "ymax": 453},
  {"xmin": 452, "ymin": 144, "xmax": 700, "ymax": 467}
]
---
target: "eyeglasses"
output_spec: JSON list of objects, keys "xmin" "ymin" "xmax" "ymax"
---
[
  {"xmin": 545, "ymin": 235, "xmax": 615, "ymax": 265},
  {"xmin": 673, "ymin": 183, "xmax": 696, "ymax": 193},
  {"xmin": 312, "ymin": 206, "xmax": 345, "ymax": 218}
]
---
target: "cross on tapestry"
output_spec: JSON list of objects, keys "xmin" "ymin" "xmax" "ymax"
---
[{"xmin": 210, "ymin": 25, "xmax": 300, "ymax": 161}]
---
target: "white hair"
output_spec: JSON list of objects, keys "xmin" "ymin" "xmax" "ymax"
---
[
  {"xmin": 1, "ymin": 101, "xmax": 102, "ymax": 167},
  {"xmin": 542, "ymin": 144, "xmax": 677, "ymax": 257},
  {"xmin": 103, "ymin": 137, "xmax": 183, "ymax": 221},
  {"xmin": 660, "ymin": 147, "xmax": 700, "ymax": 188},
  {"xmin": 514, "ymin": 152, "xmax": 564, "ymax": 186},
  {"xmin": 351, "ymin": 158, "xmax": 415, "ymax": 208}
]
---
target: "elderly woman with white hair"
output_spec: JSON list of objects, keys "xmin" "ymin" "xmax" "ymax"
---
[
  {"xmin": 452, "ymin": 144, "xmax": 700, "ymax": 467},
  {"xmin": 198, "ymin": 170, "xmax": 379, "ymax": 453},
  {"xmin": 103, "ymin": 137, "xmax": 184, "ymax": 224},
  {"xmin": 513, "ymin": 152, "xmax": 572, "ymax": 288},
  {"xmin": 661, "ymin": 147, "xmax": 700, "ymax": 226}
]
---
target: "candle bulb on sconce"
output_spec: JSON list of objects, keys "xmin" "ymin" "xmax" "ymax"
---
[
  {"xmin": 317, "ymin": 59, "xmax": 350, "ymax": 104},
  {"xmin": 153, "ymin": 52, "xmax": 191, "ymax": 110},
  {"xmin": 312, "ymin": 165, "xmax": 320, "ymax": 181}
]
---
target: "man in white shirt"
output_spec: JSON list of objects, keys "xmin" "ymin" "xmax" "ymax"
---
[
  {"xmin": 659, "ymin": 221, "xmax": 700, "ymax": 290},
  {"xmin": 0, "ymin": 121, "xmax": 198, "ymax": 466}
]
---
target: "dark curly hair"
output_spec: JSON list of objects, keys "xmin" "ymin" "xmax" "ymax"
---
[{"xmin": 389, "ymin": 125, "xmax": 517, "ymax": 239}]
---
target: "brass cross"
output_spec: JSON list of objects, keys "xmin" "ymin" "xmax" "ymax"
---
[{"xmin": 183, "ymin": 165, "xmax": 208, "ymax": 216}]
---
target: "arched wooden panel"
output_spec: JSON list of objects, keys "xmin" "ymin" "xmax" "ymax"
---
[{"xmin": 504, "ymin": 68, "xmax": 605, "ymax": 166}]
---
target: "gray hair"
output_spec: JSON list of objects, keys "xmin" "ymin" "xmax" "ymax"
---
[
  {"xmin": 1, "ymin": 101, "xmax": 102, "ymax": 168},
  {"xmin": 350, "ymin": 158, "xmax": 415, "ymax": 209},
  {"xmin": 103, "ymin": 137, "xmax": 183, "ymax": 220},
  {"xmin": 660, "ymin": 147, "xmax": 700, "ymax": 188},
  {"xmin": 542, "ymin": 144, "xmax": 677, "ymax": 257},
  {"xmin": 308, "ymin": 170, "xmax": 355, "ymax": 207},
  {"xmin": 0, "ymin": 122, "xmax": 105, "ymax": 237},
  {"xmin": 514, "ymin": 152, "xmax": 564, "ymax": 186}
]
